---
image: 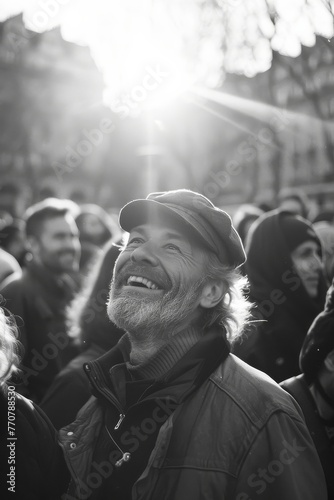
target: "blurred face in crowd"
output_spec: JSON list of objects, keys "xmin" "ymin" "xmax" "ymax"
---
[
  {"xmin": 279, "ymin": 197, "xmax": 306, "ymax": 217},
  {"xmin": 108, "ymin": 215, "xmax": 223, "ymax": 341},
  {"xmin": 31, "ymin": 215, "xmax": 81, "ymax": 273},
  {"xmin": 291, "ymin": 240, "xmax": 323, "ymax": 298},
  {"xmin": 77, "ymin": 213, "xmax": 108, "ymax": 245}
]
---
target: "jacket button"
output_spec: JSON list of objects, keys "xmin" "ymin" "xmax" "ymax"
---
[
  {"xmin": 70, "ymin": 443, "xmax": 76, "ymax": 449},
  {"xmin": 67, "ymin": 431, "xmax": 73, "ymax": 436}
]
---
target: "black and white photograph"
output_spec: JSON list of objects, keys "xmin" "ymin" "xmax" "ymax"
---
[{"xmin": 0, "ymin": 1, "xmax": 334, "ymax": 499}]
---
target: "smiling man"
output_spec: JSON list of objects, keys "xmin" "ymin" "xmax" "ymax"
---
[
  {"xmin": 0, "ymin": 198, "xmax": 81, "ymax": 402},
  {"xmin": 107, "ymin": 211, "xmax": 228, "ymax": 363},
  {"xmin": 60, "ymin": 189, "xmax": 327, "ymax": 500}
]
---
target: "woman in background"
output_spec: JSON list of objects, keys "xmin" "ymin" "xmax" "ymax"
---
[{"xmin": 233, "ymin": 210, "xmax": 328, "ymax": 382}]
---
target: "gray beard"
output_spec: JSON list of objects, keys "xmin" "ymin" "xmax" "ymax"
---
[{"xmin": 107, "ymin": 278, "xmax": 205, "ymax": 343}]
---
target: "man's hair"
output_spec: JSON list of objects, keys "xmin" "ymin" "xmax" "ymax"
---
[
  {"xmin": 24, "ymin": 198, "xmax": 78, "ymax": 239},
  {"xmin": 201, "ymin": 252, "xmax": 253, "ymax": 343}
]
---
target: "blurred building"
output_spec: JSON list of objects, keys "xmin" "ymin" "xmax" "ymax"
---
[
  {"xmin": 0, "ymin": 15, "xmax": 333, "ymax": 215},
  {"xmin": 207, "ymin": 37, "xmax": 334, "ymax": 211}
]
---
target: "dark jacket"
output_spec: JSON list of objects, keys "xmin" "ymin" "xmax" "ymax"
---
[
  {"xmin": 281, "ymin": 374, "xmax": 334, "ymax": 499},
  {"xmin": 40, "ymin": 344, "xmax": 106, "ymax": 430},
  {"xmin": 0, "ymin": 385, "xmax": 69, "ymax": 500},
  {"xmin": 233, "ymin": 210, "xmax": 327, "ymax": 382},
  {"xmin": 233, "ymin": 307, "xmax": 309, "ymax": 382},
  {"xmin": 0, "ymin": 261, "xmax": 80, "ymax": 402},
  {"xmin": 59, "ymin": 330, "xmax": 327, "ymax": 500}
]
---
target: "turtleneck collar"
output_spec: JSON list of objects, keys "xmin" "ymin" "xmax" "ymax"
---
[
  {"xmin": 90, "ymin": 324, "xmax": 229, "ymax": 410},
  {"xmin": 118, "ymin": 326, "xmax": 206, "ymax": 380}
]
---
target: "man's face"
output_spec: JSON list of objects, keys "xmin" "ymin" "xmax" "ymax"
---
[
  {"xmin": 78, "ymin": 214, "xmax": 107, "ymax": 244},
  {"xmin": 290, "ymin": 240, "xmax": 323, "ymax": 298},
  {"xmin": 107, "ymin": 216, "xmax": 210, "ymax": 339},
  {"xmin": 32, "ymin": 215, "xmax": 81, "ymax": 273}
]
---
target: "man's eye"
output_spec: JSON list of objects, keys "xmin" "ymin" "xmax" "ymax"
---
[
  {"xmin": 165, "ymin": 244, "xmax": 181, "ymax": 252},
  {"xmin": 128, "ymin": 237, "xmax": 143, "ymax": 245}
]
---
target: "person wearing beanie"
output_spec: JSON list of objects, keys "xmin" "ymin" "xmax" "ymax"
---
[
  {"xmin": 233, "ymin": 209, "xmax": 328, "ymax": 382},
  {"xmin": 58, "ymin": 190, "xmax": 326, "ymax": 500},
  {"xmin": 281, "ymin": 279, "xmax": 334, "ymax": 499}
]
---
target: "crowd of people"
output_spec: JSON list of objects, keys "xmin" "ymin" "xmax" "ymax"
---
[{"xmin": 0, "ymin": 185, "xmax": 333, "ymax": 499}]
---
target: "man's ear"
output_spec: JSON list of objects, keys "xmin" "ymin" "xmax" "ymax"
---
[
  {"xmin": 26, "ymin": 236, "xmax": 40, "ymax": 256},
  {"xmin": 199, "ymin": 281, "xmax": 227, "ymax": 309}
]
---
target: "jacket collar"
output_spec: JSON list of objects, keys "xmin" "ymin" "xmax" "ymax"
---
[{"xmin": 85, "ymin": 326, "xmax": 230, "ymax": 408}]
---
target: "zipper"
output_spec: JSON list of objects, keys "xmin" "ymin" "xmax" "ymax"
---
[
  {"xmin": 85, "ymin": 362, "xmax": 179, "ymax": 415},
  {"xmin": 105, "ymin": 423, "xmax": 131, "ymax": 467},
  {"xmin": 85, "ymin": 363, "xmax": 132, "ymax": 468},
  {"xmin": 114, "ymin": 413, "xmax": 125, "ymax": 430},
  {"xmin": 84, "ymin": 362, "xmax": 123, "ymax": 413},
  {"xmin": 85, "ymin": 362, "xmax": 178, "ymax": 469}
]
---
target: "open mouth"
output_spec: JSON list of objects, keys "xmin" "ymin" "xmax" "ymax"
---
[{"xmin": 126, "ymin": 275, "xmax": 161, "ymax": 290}]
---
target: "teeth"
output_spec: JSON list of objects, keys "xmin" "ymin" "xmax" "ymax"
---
[{"xmin": 127, "ymin": 276, "xmax": 159, "ymax": 290}]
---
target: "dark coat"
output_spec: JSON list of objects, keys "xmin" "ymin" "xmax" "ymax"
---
[
  {"xmin": 281, "ymin": 374, "xmax": 334, "ymax": 499},
  {"xmin": 59, "ymin": 329, "xmax": 327, "ymax": 500},
  {"xmin": 233, "ymin": 210, "xmax": 327, "ymax": 382},
  {"xmin": 40, "ymin": 344, "xmax": 105, "ymax": 430},
  {"xmin": 0, "ymin": 261, "xmax": 80, "ymax": 402},
  {"xmin": 0, "ymin": 385, "xmax": 69, "ymax": 499}
]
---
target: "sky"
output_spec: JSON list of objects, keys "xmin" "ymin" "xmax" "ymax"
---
[{"xmin": 0, "ymin": 0, "xmax": 333, "ymax": 107}]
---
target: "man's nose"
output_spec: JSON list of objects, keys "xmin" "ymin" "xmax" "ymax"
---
[
  {"xmin": 130, "ymin": 241, "xmax": 159, "ymax": 266},
  {"xmin": 65, "ymin": 235, "xmax": 78, "ymax": 251}
]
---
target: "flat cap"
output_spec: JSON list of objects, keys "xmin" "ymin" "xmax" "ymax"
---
[{"xmin": 119, "ymin": 189, "xmax": 246, "ymax": 267}]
